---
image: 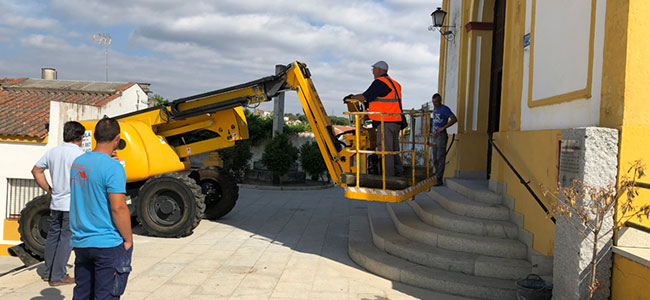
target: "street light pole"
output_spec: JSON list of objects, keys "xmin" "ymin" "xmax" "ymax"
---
[{"xmin": 93, "ymin": 33, "xmax": 111, "ymax": 81}]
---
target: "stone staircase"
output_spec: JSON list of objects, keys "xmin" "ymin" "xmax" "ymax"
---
[{"xmin": 348, "ymin": 178, "xmax": 536, "ymax": 299}]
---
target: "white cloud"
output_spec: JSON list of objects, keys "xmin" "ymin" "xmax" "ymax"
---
[
  {"xmin": 0, "ymin": 12, "xmax": 60, "ymax": 30},
  {"xmin": 1, "ymin": 0, "xmax": 444, "ymax": 115},
  {"xmin": 20, "ymin": 34, "xmax": 72, "ymax": 51}
]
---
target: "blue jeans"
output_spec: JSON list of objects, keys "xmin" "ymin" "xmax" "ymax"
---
[
  {"xmin": 73, "ymin": 244, "xmax": 133, "ymax": 300},
  {"xmin": 44, "ymin": 210, "xmax": 73, "ymax": 282},
  {"xmin": 432, "ymin": 131, "xmax": 448, "ymax": 181}
]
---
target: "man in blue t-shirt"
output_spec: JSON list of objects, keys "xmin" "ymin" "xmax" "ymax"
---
[
  {"xmin": 70, "ymin": 117, "xmax": 132, "ymax": 299},
  {"xmin": 430, "ymin": 93, "xmax": 457, "ymax": 186}
]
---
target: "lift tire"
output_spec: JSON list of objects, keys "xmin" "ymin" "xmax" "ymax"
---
[
  {"xmin": 136, "ymin": 173, "xmax": 205, "ymax": 238},
  {"xmin": 17, "ymin": 194, "xmax": 51, "ymax": 259},
  {"xmin": 197, "ymin": 166, "xmax": 239, "ymax": 220}
]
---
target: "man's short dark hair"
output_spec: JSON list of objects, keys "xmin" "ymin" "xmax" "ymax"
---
[
  {"xmin": 63, "ymin": 121, "xmax": 85, "ymax": 142},
  {"xmin": 94, "ymin": 117, "xmax": 121, "ymax": 143},
  {"xmin": 432, "ymin": 93, "xmax": 442, "ymax": 101}
]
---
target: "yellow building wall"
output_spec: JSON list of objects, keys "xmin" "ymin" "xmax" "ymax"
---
[
  {"xmin": 439, "ymin": 0, "xmax": 559, "ymax": 255},
  {"xmin": 617, "ymin": 126, "xmax": 650, "ymax": 229},
  {"xmin": 487, "ymin": 0, "xmax": 558, "ymax": 255},
  {"xmin": 616, "ymin": 0, "xmax": 650, "ymax": 230},
  {"xmin": 491, "ymin": 130, "xmax": 560, "ymax": 255},
  {"xmin": 497, "ymin": 0, "xmax": 525, "ymax": 133},
  {"xmin": 1, "ymin": 219, "xmax": 20, "ymax": 256},
  {"xmin": 611, "ymin": 254, "xmax": 650, "ymax": 300},
  {"xmin": 0, "ymin": 136, "xmax": 47, "ymax": 144},
  {"xmin": 601, "ymin": 0, "xmax": 650, "ymax": 230},
  {"xmin": 452, "ymin": 132, "xmax": 488, "ymax": 175},
  {"xmin": 438, "ymin": 0, "xmax": 450, "ymax": 98},
  {"xmin": 600, "ymin": 0, "xmax": 650, "ymax": 298},
  {"xmin": 446, "ymin": 0, "xmax": 494, "ymax": 176}
]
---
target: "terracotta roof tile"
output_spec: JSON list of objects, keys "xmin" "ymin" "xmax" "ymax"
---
[{"xmin": 0, "ymin": 78, "xmax": 129, "ymax": 138}]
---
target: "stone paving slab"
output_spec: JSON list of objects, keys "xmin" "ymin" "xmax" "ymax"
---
[{"xmin": 0, "ymin": 188, "xmax": 471, "ymax": 299}]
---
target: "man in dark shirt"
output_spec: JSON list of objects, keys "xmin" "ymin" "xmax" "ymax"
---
[
  {"xmin": 347, "ymin": 61, "xmax": 403, "ymax": 177},
  {"xmin": 431, "ymin": 93, "xmax": 457, "ymax": 186}
]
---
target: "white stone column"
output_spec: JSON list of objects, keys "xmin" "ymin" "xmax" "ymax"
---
[
  {"xmin": 552, "ymin": 127, "xmax": 618, "ymax": 300},
  {"xmin": 272, "ymin": 65, "xmax": 285, "ymax": 138},
  {"xmin": 272, "ymin": 93, "xmax": 285, "ymax": 137}
]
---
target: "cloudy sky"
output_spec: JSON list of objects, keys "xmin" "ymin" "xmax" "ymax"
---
[{"xmin": 0, "ymin": 0, "xmax": 443, "ymax": 116}]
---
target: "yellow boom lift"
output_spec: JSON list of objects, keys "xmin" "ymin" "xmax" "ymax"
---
[{"xmin": 15, "ymin": 62, "xmax": 437, "ymax": 260}]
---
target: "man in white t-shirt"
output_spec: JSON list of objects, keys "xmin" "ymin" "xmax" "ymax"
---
[{"xmin": 32, "ymin": 121, "xmax": 86, "ymax": 286}]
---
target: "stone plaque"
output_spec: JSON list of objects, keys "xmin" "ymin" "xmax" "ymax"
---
[{"xmin": 559, "ymin": 139, "xmax": 581, "ymax": 187}]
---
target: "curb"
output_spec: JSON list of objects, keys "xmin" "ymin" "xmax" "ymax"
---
[{"xmin": 237, "ymin": 183, "xmax": 334, "ymax": 191}]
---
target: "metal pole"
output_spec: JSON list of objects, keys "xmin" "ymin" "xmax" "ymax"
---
[
  {"xmin": 93, "ymin": 33, "xmax": 111, "ymax": 82},
  {"xmin": 105, "ymin": 44, "xmax": 108, "ymax": 81}
]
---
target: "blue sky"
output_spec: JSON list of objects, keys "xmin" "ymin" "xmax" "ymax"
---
[{"xmin": 0, "ymin": 0, "xmax": 443, "ymax": 116}]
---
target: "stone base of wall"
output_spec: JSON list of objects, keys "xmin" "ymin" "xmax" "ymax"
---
[{"xmin": 245, "ymin": 169, "xmax": 306, "ymax": 184}]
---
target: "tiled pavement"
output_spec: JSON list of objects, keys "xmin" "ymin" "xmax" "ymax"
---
[{"xmin": 0, "ymin": 187, "xmax": 470, "ymax": 300}]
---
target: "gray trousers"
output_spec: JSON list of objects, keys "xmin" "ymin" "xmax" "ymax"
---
[
  {"xmin": 376, "ymin": 122, "xmax": 403, "ymax": 177},
  {"xmin": 44, "ymin": 210, "xmax": 72, "ymax": 281},
  {"xmin": 432, "ymin": 131, "xmax": 448, "ymax": 181}
]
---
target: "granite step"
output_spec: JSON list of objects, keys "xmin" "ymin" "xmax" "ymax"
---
[
  {"xmin": 408, "ymin": 193, "xmax": 519, "ymax": 239},
  {"xmin": 382, "ymin": 203, "xmax": 527, "ymax": 259},
  {"xmin": 446, "ymin": 178, "xmax": 502, "ymax": 205},
  {"xmin": 349, "ymin": 215, "xmax": 517, "ymax": 300},
  {"xmin": 368, "ymin": 203, "xmax": 532, "ymax": 280},
  {"xmin": 429, "ymin": 186, "xmax": 510, "ymax": 221}
]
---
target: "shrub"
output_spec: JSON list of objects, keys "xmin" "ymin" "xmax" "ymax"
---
[
  {"xmin": 543, "ymin": 160, "xmax": 650, "ymax": 298},
  {"xmin": 218, "ymin": 141, "xmax": 253, "ymax": 182},
  {"xmin": 300, "ymin": 141, "xmax": 327, "ymax": 181},
  {"xmin": 261, "ymin": 134, "xmax": 299, "ymax": 184}
]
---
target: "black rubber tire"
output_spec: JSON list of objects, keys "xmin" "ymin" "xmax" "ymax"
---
[
  {"xmin": 197, "ymin": 166, "xmax": 239, "ymax": 220},
  {"xmin": 17, "ymin": 194, "xmax": 51, "ymax": 259},
  {"xmin": 135, "ymin": 173, "xmax": 205, "ymax": 237}
]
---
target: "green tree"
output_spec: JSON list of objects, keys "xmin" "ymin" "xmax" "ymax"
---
[
  {"xmin": 285, "ymin": 113, "xmax": 299, "ymax": 121},
  {"xmin": 284, "ymin": 122, "xmax": 310, "ymax": 134},
  {"xmin": 244, "ymin": 109, "xmax": 273, "ymax": 145},
  {"xmin": 300, "ymin": 141, "xmax": 327, "ymax": 181},
  {"xmin": 261, "ymin": 134, "xmax": 299, "ymax": 185},
  {"xmin": 151, "ymin": 94, "xmax": 169, "ymax": 105},
  {"xmin": 329, "ymin": 115, "xmax": 351, "ymax": 125}
]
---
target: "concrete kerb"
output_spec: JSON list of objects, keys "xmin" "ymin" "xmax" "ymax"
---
[{"xmin": 238, "ymin": 183, "xmax": 334, "ymax": 191}]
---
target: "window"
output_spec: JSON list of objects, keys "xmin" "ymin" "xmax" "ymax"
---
[{"xmin": 5, "ymin": 178, "xmax": 45, "ymax": 219}]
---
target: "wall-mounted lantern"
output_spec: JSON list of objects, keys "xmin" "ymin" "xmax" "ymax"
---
[{"xmin": 428, "ymin": 7, "xmax": 454, "ymax": 40}]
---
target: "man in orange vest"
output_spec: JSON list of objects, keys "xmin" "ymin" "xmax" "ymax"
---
[{"xmin": 347, "ymin": 61, "xmax": 404, "ymax": 177}]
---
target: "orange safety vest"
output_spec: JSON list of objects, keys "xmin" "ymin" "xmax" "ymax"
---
[{"xmin": 368, "ymin": 75, "xmax": 403, "ymax": 122}]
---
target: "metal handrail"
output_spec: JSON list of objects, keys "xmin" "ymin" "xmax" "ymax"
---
[
  {"xmin": 488, "ymin": 138, "xmax": 557, "ymax": 224},
  {"xmin": 634, "ymin": 182, "xmax": 650, "ymax": 189}
]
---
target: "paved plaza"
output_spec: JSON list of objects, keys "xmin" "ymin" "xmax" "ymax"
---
[{"xmin": 0, "ymin": 187, "xmax": 469, "ymax": 300}]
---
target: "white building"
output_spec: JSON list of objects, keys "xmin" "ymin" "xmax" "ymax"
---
[{"xmin": 0, "ymin": 74, "xmax": 150, "ymax": 254}]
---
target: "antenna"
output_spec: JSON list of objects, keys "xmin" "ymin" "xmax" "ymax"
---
[{"xmin": 93, "ymin": 33, "xmax": 111, "ymax": 81}]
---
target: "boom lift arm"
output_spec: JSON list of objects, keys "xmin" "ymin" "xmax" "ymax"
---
[
  {"xmin": 112, "ymin": 62, "xmax": 346, "ymax": 184},
  {"xmin": 114, "ymin": 61, "xmax": 435, "ymax": 202}
]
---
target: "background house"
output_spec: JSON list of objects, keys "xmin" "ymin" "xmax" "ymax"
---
[{"xmin": 0, "ymin": 69, "xmax": 151, "ymax": 255}]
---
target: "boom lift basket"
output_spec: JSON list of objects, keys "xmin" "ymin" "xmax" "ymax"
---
[{"xmin": 338, "ymin": 109, "xmax": 439, "ymax": 202}]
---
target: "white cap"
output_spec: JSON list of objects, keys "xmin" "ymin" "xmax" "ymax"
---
[{"xmin": 372, "ymin": 61, "xmax": 389, "ymax": 71}]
